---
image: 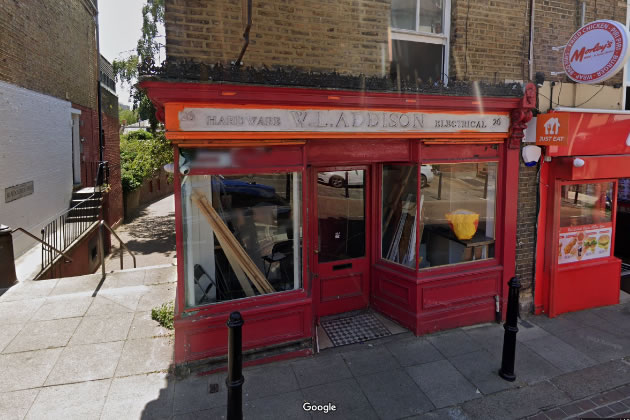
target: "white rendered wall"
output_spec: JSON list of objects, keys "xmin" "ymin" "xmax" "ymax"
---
[{"xmin": 0, "ymin": 81, "xmax": 73, "ymax": 257}]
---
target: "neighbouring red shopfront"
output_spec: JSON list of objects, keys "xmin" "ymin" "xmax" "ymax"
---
[
  {"xmin": 534, "ymin": 109, "xmax": 630, "ymax": 318},
  {"xmin": 142, "ymin": 80, "xmax": 534, "ymax": 366}
]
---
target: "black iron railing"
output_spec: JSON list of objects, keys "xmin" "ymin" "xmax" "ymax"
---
[
  {"xmin": 83, "ymin": 161, "xmax": 110, "ymax": 189},
  {"xmin": 41, "ymin": 193, "xmax": 102, "ymax": 271},
  {"xmin": 40, "ymin": 161, "xmax": 113, "ymax": 275},
  {"xmin": 98, "ymin": 220, "xmax": 136, "ymax": 277}
]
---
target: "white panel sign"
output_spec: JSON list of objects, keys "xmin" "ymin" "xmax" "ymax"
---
[
  {"xmin": 563, "ymin": 20, "xmax": 630, "ymax": 84},
  {"xmin": 178, "ymin": 108, "xmax": 510, "ymax": 133}
]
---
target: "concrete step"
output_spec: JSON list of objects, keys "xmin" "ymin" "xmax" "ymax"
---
[
  {"xmin": 70, "ymin": 197, "xmax": 102, "ymax": 209},
  {"xmin": 67, "ymin": 205, "xmax": 101, "ymax": 213},
  {"xmin": 72, "ymin": 188, "xmax": 103, "ymax": 200},
  {"xmin": 65, "ymin": 215, "xmax": 99, "ymax": 223},
  {"xmin": 67, "ymin": 208, "xmax": 101, "ymax": 219}
]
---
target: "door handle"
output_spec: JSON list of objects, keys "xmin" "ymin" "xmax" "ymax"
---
[{"xmin": 314, "ymin": 250, "xmax": 319, "ymax": 254}]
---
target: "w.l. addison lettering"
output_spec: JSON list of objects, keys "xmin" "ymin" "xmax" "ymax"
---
[
  {"xmin": 178, "ymin": 108, "xmax": 509, "ymax": 133},
  {"xmin": 290, "ymin": 111, "xmax": 424, "ymax": 129}
]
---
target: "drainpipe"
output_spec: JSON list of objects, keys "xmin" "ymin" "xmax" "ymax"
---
[
  {"xmin": 235, "ymin": 0, "xmax": 253, "ymax": 66},
  {"xmin": 95, "ymin": 2, "xmax": 104, "ymax": 162},
  {"xmin": 528, "ymin": 0, "xmax": 535, "ymax": 81}
]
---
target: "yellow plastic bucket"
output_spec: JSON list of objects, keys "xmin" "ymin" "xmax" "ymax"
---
[{"xmin": 445, "ymin": 210, "xmax": 480, "ymax": 240}]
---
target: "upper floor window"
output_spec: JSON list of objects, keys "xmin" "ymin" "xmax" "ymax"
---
[
  {"xmin": 391, "ymin": 0, "xmax": 443, "ymax": 33},
  {"xmin": 390, "ymin": 0, "xmax": 450, "ymax": 84}
]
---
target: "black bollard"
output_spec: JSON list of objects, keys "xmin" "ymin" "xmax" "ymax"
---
[
  {"xmin": 226, "ymin": 311, "xmax": 244, "ymax": 420},
  {"xmin": 499, "ymin": 277, "xmax": 521, "ymax": 381}
]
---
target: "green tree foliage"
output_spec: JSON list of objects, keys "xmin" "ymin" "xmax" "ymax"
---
[
  {"xmin": 112, "ymin": 0, "xmax": 164, "ymax": 133},
  {"xmin": 112, "ymin": 55, "xmax": 139, "ymax": 86},
  {"xmin": 119, "ymin": 106, "xmax": 138, "ymax": 125},
  {"xmin": 120, "ymin": 130, "xmax": 172, "ymax": 193}
]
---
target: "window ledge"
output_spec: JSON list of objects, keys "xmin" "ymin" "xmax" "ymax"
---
[{"xmin": 390, "ymin": 29, "xmax": 447, "ymax": 44}]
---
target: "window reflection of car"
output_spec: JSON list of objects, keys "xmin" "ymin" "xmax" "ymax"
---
[
  {"xmin": 318, "ymin": 165, "xmax": 435, "ymax": 188},
  {"xmin": 421, "ymin": 165, "xmax": 435, "ymax": 188},
  {"xmin": 318, "ymin": 171, "xmax": 364, "ymax": 188},
  {"xmin": 215, "ymin": 177, "xmax": 289, "ymax": 210}
]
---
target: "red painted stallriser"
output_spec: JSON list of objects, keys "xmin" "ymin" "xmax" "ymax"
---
[{"xmin": 141, "ymin": 80, "xmax": 528, "ymax": 366}]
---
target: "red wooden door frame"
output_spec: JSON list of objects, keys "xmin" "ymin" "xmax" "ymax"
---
[
  {"xmin": 548, "ymin": 178, "xmax": 620, "ymax": 317},
  {"xmin": 311, "ymin": 165, "xmax": 372, "ymax": 318}
]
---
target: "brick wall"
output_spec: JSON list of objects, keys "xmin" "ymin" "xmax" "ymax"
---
[
  {"xmin": 515, "ymin": 161, "xmax": 538, "ymax": 312},
  {"xmin": 0, "ymin": 0, "xmax": 98, "ymax": 109},
  {"xmin": 164, "ymin": 0, "xmax": 390, "ymax": 76},
  {"xmin": 72, "ymin": 91, "xmax": 124, "ymax": 229},
  {"xmin": 124, "ymin": 169, "xmax": 174, "ymax": 220},
  {"xmin": 533, "ymin": 0, "xmax": 626, "ymax": 84},
  {"xmin": 449, "ymin": 0, "xmax": 530, "ymax": 82},
  {"xmin": 101, "ymin": 89, "xmax": 123, "ymax": 228}
]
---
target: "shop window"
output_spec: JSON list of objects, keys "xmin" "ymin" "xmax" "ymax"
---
[
  {"xmin": 558, "ymin": 182, "xmax": 613, "ymax": 265},
  {"xmin": 382, "ymin": 164, "xmax": 418, "ymax": 268},
  {"xmin": 390, "ymin": 0, "xmax": 450, "ymax": 83},
  {"xmin": 317, "ymin": 170, "xmax": 366, "ymax": 262},
  {"xmin": 181, "ymin": 173, "xmax": 302, "ymax": 308},
  {"xmin": 559, "ymin": 183, "xmax": 613, "ymax": 227},
  {"xmin": 419, "ymin": 162, "xmax": 497, "ymax": 268}
]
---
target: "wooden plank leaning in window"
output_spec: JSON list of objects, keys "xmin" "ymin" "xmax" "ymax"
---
[{"xmin": 191, "ymin": 190, "xmax": 275, "ymax": 295}]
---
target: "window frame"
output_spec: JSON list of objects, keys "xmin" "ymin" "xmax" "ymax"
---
[
  {"xmin": 390, "ymin": 0, "xmax": 451, "ymax": 84},
  {"xmin": 179, "ymin": 168, "xmax": 307, "ymax": 311},
  {"xmin": 377, "ymin": 155, "xmax": 503, "ymax": 275},
  {"xmin": 555, "ymin": 179, "xmax": 618, "ymax": 267},
  {"xmin": 380, "ymin": 163, "xmax": 419, "ymax": 270},
  {"xmin": 417, "ymin": 160, "xmax": 500, "ymax": 271}
]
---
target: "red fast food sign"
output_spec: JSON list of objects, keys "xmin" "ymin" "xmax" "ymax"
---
[{"xmin": 563, "ymin": 20, "xmax": 630, "ymax": 84}]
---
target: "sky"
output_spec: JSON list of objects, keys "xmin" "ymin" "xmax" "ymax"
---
[{"xmin": 99, "ymin": 0, "xmax": 164, "ymax": 107}]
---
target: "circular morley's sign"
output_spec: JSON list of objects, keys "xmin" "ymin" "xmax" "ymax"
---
[{"xmin": 563, "ymin": 20, "xmax": 630, "ymax": 84}]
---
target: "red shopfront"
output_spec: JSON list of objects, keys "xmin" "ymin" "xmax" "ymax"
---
[
  {"xmin": 534, "ymin": 110, "xmax": 630, "ymax": 318},
  {"xmin": 142, "ymin": 80, "xmax": 533, "ymax": 366}
]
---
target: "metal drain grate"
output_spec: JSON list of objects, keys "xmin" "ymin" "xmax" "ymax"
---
[{"xmin": 320, "ymin": 312, "xmax": 392, "ymax": 347}]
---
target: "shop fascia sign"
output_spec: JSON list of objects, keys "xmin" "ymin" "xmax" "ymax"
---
[
  {"xmin": 562, "ymin": 20, "xmax": 630, "ymax": 84},
  {"xmin": 536, "ymin": 113, "xmax": 569, "ymax": 146},
  {"xmin": 178, "ymin": 108, "xmax": 509, "ymax": 133}
]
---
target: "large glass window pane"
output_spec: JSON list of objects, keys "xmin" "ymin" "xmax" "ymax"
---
[
  {"xmin": 419, "ymin": 162, "xmax": 497, "ymax": 268},
  {"xmin": 559, "ymin": 183, "xmax": 613, "ymax": 227},
  {"xmin": 391, "ymin": 0, "xmax": 417, "ymax": 30},
  {"xmin": 317, "ymin": 170, "xmax": 365, "ymax": 262},
  {"xmin": 382, "ymin": 165, "xmax": 417, "ymax": 268},
  {"xmin": 558, "ymin": 182, "xmax": 613, "ymax": 264},
  {"xmin": 391, "ymin": 40, "xmax": 443, "ymax": 83},
  {"xmin": 419, "ymin": 0, "xmax": 443, "ymax": 33},
  {"xmin": 181, "ymin": 173, "xmax": 302, "ymax": 308}
]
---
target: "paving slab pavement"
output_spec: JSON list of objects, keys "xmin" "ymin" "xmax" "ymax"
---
[
  {"xmin": 1, "ymin": 267, "xmax": 630, "ymax": 419},
  {"xmin": 0, "ymin": 266, "xmax": 176, "ymax": 419},
  {"xmin": 104, "ymin": 194, "xmax": 176, "ymax": 271}
]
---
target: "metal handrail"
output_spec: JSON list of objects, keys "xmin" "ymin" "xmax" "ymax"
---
[
  {"xmin": 11, "ymin": 227, "xmax": 73, "ymax": 262},
  {"xmin": 98, "ymin": 220, "xmax": 136, "ymax": 278},
  {"xmin": 40, "ymin": 192, "xmax": 102, "ymax": 271}
]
